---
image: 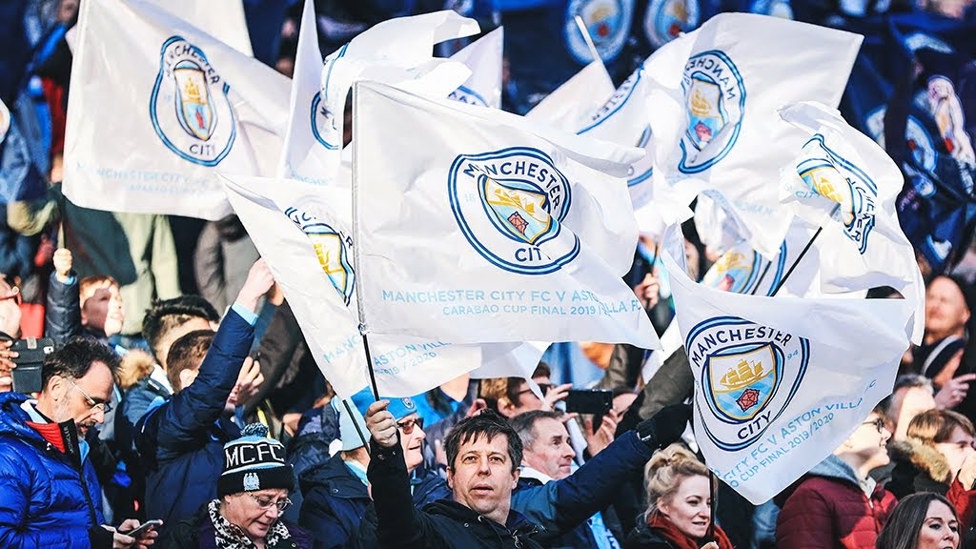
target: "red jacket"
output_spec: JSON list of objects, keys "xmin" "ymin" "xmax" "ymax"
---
[{"xmin": 776, "ymin": 455, "xmax": 897, "ymax": 549}]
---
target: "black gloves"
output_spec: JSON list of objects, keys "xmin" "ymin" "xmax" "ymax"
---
[{"xmin": 635, "ymin": 403, "xmax": 692, "ymax": 450}]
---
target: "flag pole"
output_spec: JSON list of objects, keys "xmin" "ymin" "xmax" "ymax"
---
[
  {"xmin": 749, "ymin": 261, "xmax": 772, "ymax": 296},
  {"xmin": 341, "ymin": 398, "xmax": 371, "ymax": 452},
  {"xmin": 769, "ymin": 226, "xmax": 823, "ymax": 297},
  {"xmin": 574, "ymin": 16, "xmax": 601, "ymax": 63},
  {"xmin": 360, "ymin": 331, "xmax": 382, "ymax": 401}
]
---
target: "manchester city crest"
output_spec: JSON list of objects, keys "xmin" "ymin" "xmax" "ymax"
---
[
  {"xmin": 311, "ymin": 91, "xmax": 339, "ymax": 150},
  {"xmin": 687, "ymin": 316, "xmax": 809, "ymax": 451},
  {"xmin": 150, "ymin": 37, "xmax": 236, "ymax": 166},
  {"xmin": 643, "ymin": 0, "xmax": 701, "ymax": 49},
  {"xmin": 795, "ymin": 135, "xmax": 877, "ymax": 254},
  {"xmin": 565, "ymin": 0, "xmax": 634, "ymax": 64},
  {"xmin": 448, "ymin": 148, "xmax": 578, "ymax": 275},
  {"xmin": 679, "ymin": 51, "xmax": 745, "ymax": 174},
  {"xmin": 315, "ymin": 43, "xmax": 350, "ymax": 151},
  {"xmin": 284, "ymin": 206, "xmax": 356, "ymax": 305},
  {"xmin": 702, "ymin": 242, "xmax": 786, "ymax": 296}
]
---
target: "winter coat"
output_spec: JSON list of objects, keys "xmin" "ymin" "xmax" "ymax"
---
[
  {"xmin": 298, "ymin": 452, "xmax": 453, "ymax": 549},
  {"xmin": 887, "ymin": 439, "xmax": 976, "ymax": 536},
  {"xmin": 135, "ymin": 307, "xmax": 253, "ymax": 529},
  {"xmin": 44, "ymin": 270, "xmax": 81, "ymax": 343},
  {"xmin": 0, "ymin": 392, "xmax": 110, "ymax": 548},
  {"xmin": 622, "ymin": 522, "xmax": 674, "ymax": 549},
  {"xmin": 161, "ymin": 503, "xmax": 313, "ymax": 549},
  {"xmin": 368, "ymin": 440, "xmax": 545, "ymax": 549},
  {"xmin": 776, "ymin": 454, "xmax": 897, "ymax": 549}
]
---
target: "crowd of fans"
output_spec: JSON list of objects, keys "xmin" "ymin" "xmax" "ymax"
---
[{"xmin": 2, "ymin": 0, "xmax": 976, "ymax": 548}]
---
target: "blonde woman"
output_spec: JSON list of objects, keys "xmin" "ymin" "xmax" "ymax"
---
[{"xmin": 623, "ymin": 444, "xmax": 733, "ymax": 549}]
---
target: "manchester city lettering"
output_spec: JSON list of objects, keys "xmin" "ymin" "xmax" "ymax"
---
[
  {"xmin": 284, "ymin": 206, "xmax": 356, "ymax": 305},
  {"xmin": 679, "ymin": 50, "xmax": 745, "ymax": 174},
  {"xmin": 578, "ymin": 68, "xmax": 643, "ymax": 135},
  {"xmin": 449, "ymin": 148, "xmax": 578, "ymax": 275},
  {"xmin": 448, "ymin": 85, "xmax": 489, "ymax": 107},
  {"xmin": 150, "ymin": 36, "xmax": 236, "ymax": 166},
  {"xmin": 795, "ymin": 134, "xmax": 878, "ymax": 254},
  {"xmin": 687, "ymin": 316, "xmax": 809, "ymax": 452}
]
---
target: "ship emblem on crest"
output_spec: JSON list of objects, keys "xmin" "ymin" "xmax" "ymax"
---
[
  {"xmin": 449, "ymin": 148, "xmax": 578, "ymax": 275},
  {"xmin": 687, "ymin": 316, "xmax": 809, "ymax": 451},
  {"xmin": 679, "ymin": 51, "xmax": 745, "ymax": 174},
  {"xmin": 795, "ymin": 135, "xmax": 877, "ymax": 254},
  {"xmin": 285, "ymin": 207, "xmax": 356, "ymax": 305},
  {"xmin": 150, "ymin": 36, "xmax": 236, "ymax": 166}
]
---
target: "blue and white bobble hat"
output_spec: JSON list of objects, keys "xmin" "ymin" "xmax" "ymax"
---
[
  {"xmin": 218, "ymin": 423, "xmax": 294, "ymax": 497},
  {"xmin": 349, "ymin": 386, "xmax": 418, "ymax": 423}
]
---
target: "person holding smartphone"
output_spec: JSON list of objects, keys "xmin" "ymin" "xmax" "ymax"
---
[{"xmin": 0, "ymin": 337, "xmax": 156, "ymax": 547}]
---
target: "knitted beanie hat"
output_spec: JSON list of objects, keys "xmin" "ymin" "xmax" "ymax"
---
[{"xmin": 218, "ymin": 423, "xmax": 294, "ymax": 497}]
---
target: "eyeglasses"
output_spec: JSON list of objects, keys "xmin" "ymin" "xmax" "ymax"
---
[
  {"xmin": 518, "ymin": 384, "xmax": 552, "ymax": 397},
  {"xmin": 861, "ymin": 418, "xmax": 886, "ymax": 433},
  {"xmin": 249, "ymin": 494, "xmax": 292, "ymax": 512},
  {"xmin": 396, "ymin": 416, "xmax": 424, "ymax": 435},
  {"xmin": 69, "ymin": 379, "xmax": 113, "ymax": 414}
]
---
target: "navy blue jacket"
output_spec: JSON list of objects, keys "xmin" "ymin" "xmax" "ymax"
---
[
  {"xmin": 135, "ymin": 307, "xmax": 253, "ymax": 528},
  {"xmin": 299, "ymin": 452, "xmax": 451, "ymax": 549},
  {"xmin": 0, "ymin": 392, "xmax": 108, "ymax": 547}
]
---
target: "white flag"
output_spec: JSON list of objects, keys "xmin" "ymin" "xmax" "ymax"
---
[
  {"xmin": 354, "ymin": 81, "xmax": 659, "ymax": 349},
  {"xmin": 222, "ymin": 174, "xmax": 540, "ymax": 398},
  {"xmin": 576, "ymin": 67, "xmax": 656, "ymax": 210},
  {"xmin": 63, "ymin": 0, "xmax": 289, "ymax": 220},
  {"xmin": 780, "ymin": 101, "xmax": 925, "ymax": 342},
  {"xmin": 315, "ymin": 11, "xmax": 478, "ymax": 155},
  {"xmin": 526, "ymin": 60, "xmax": 615, "ymax": 133},
  {"xmin": 448, "ymin": 27, "xmax": 504, "ymax": 109},
  {"xmin": 147, "ymin": 0, "xmax": 253, "ymax": 56},
  {"xmin": 662, "ymin": 225, "xmax": 911, "ymax": 504},
  {"xmin": 279, "ymin": 0, "xmax": 331, "ymax": 185},
  {"xmin": 648, "ymin": 13, "xmax": 862, "ymax": 257}
]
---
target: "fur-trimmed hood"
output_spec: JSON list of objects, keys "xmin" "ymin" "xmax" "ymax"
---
[
  {"xmin": 889, "ymin": 439, "xmax": 953, "ymax": 484},
  {"xmin": 116, "ymin": 349, "xmax": 155, "ymax": 391}
]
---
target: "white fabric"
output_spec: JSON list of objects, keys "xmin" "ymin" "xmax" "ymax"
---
[
  {"xmin": 779, "ymin": 101, "xmax": 925, "ymax": 343},
  {"xmin": 526, "ymin": 61, "xmax": 615, "ymax": 133},
  {"xmin": 647, "ymin": 13, "xmax": 862, "ymax": 257},
  {"xmin": 448, "ymin": 27, "xmax": 504, "ymax": 109},
  {"xmin": 353, "ymin": 81, "xmax": 659, "ymax": 349},
  {"xmin": 63, "ymin": 0, "xmax": 289, "ymax": 219},
  {"xmin": 661, "ymin": 225, "xmax": 911, "ymax": 504},
  {"xmin": 146, "ymin": 0, "xmax": 253, "ymax": 56},
  {"xmin": 222, "ymin": 174, "xmax": 540, "ymax": 398}
]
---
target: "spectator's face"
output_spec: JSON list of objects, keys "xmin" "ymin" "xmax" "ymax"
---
[
  {"xmin": 396, "ymin": 413, "xmax": 426, "ymax": 473},
  {"xmin": 925, "ymin": 277, "xmax": 970, "ymax": 340},
  {"xmin": 0, "ymin": 276, "xmax": 22, "ymax": 338},
  {"xmin": 844, "ymin": 413, "xmax": 891, "ymax": 469},
  {"xmin": 49, "ymin": 361, "xmax": 114, "ymax": 437},
  {"xmin": 507, "ymin": 376, "xmax": 552, "ymax": 417},
  {"xmin": 658, "ymin": 474, "xmax": 711, "ymax": 539},
  {"xmin": 447, "ymin": 433, "xmax": 519, "ymax": 520},
  {"xmin": 221, "ymin": 488, "xmax": 289, "ymax": 541},
  {"xmin": 917, "ymin": 499, "xmax": 960, "ymax": 549},
  {"xmin": 934, "ymin": 426, "xmax": 976, "ymax": 478},
  {"xmin": 82, "ymin": 284, "xmax": 124, "ymax": 337},
  {"xmin": 522, "ymin": 417, "xmax": 574, "ymax": 480}
]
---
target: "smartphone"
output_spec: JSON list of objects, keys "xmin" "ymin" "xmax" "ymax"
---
[
  {"xmin": 124, "ymin": 519, "xmax": 163, "ymax": 538},
  {"xmin": 10, "ymin": 338, "xmax": 55, "ymax": 394},
  {"xmin": 564, "ymin": 389, "xmax": 613, "ymax": 415}
]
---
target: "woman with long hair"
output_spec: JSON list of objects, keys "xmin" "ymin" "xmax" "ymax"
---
[
  {"xmin": 876, "ymin": 492, "xmax": 960, "ymax": 549},
  {"xmin": 623, "ymin": 444, "xmax": 733, "ymax": 549}
]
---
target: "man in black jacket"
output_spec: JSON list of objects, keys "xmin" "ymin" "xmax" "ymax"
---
[{"xmin": 366, "ymin": 402, "xmax": 543, "ymax": 548}]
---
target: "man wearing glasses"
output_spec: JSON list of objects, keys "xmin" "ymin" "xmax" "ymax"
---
[
  {"xmin": 776, "ymin": 406, "xmax": 898, "ymax": 548},
  {"xmin": 0, "ymin": 337, "xmax": 155, "ymax": 547}
]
